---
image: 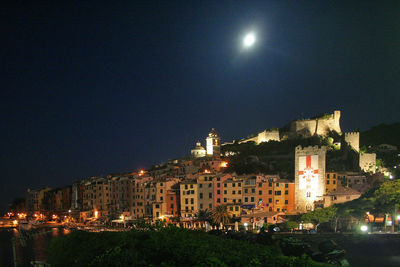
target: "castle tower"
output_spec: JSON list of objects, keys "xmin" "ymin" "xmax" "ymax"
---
[
  {"xmin": 206, "ymin": 128, "xmax": 221, "ymax": 157},
  {"xmin": 344, "ymin": 132, "xmax": 360, "ymax": 152},
  {"xmin": 295, "ymin": 145, "xmax": 327, "ymax": 213}
]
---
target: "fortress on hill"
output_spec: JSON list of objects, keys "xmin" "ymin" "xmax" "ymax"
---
[{"xmin": 239, "ymin": 110, "xmax": 342, "ymax": 144}]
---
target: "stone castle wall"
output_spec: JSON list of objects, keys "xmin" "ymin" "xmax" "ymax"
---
[
  {"xmin": 345, "ymin": 132, "xmax": 360, "ymax": 152},
  {"xmin": 239, "ymin": 129, "xmax": 280, "ymax": 144},
  {"xmin": 359, "ymin": 153, "xmax": 376, "ymax": 173},
  {"xmin": 295, "ymin": 145, "xmax": 327, "ymax": 213},
  {"xmin": 288, "ymin": 110, "xmax": 341, "ymax": 138}
]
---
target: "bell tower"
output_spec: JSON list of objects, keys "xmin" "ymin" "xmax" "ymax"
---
[{"xmin": 206, "ymin": 128, "xmax": 221, "ymax": 157}]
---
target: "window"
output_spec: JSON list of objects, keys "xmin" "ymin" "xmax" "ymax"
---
[
  {"xmin": 199, "ymin": 184, "xmax": 203, "ymax": 188},
  {"xmin": 230, "ymin": 207, "xmax": 233, "ymax": 211},
  {"xmin": 259, "ymin": 183, "xmax": 262, "ymax": 187},
  {"xmin": 217, "ymin": 183, "xmax": 220, "ymax": 188},
  {"xmin": 200, "ymin": 204, "xmax": 203, "ymax": 209},
  {"xmin": 160, "ymin": 196, "xmax": 163, "ymax": 201},
  {"xmin": 268, "ymin": 198, "xmax": 272, "ymax": 203},
  {"xmin": 259, "ymin": 190, "xmax": 262, "ymax": 195},
  {"xmin": 268, "ymin": 190, "xmax": 272, "ymax": 194},
  {"xmin": 190, "ymin": 185, "xmax": 193, "ymax": 189},
  {"xmin": 209, "ymin": 192, "xmax": 212, "ymax": 198},
  {"xmin": 208, "ymin": 183, "xmax": 212, "ymax": 188},
  {"xmin": 275, "ymin": 191, "xmax": 281, "ymax": 195},
  {"xmin": 244, "ymin": 189, "xmax": 248, "ymax": 193},
  {"xmin": 191, "ymin": 206, "xmax": 194, "ymax": 210},
  {"xmin": 268, "ymin": 182, "xmax": 272, "ymax": 187},
  {"xmin": 224, "ymin": 190, "xmax": 227, "ymax": 194},
  {"xmin": 327, "ymin": 174, "xmax": 330, "ymax": 178},
  {"xmin": 285, "ymin": 184, "xmax": 288, "ymax": 188},
  {"xmin": 160, "ymin": 189, "xmax": 163, "ymax": 193},
  {"xmin": 217, "ymin": 177, "xmax": 220, "ymax": 181},
  {"xmin": 245, "ymin": 197, "xmax": 248, "ymax": 202},
  {"xmin": 191, "ymin": 190, "xmax": 194, "ymax": 194},
  {"xmin": 276, "ymin": 199, "xmax": 279, "ymax": 203},
  {"xmin": 185, "ymin": 185, "xmax": 188, "ymax": 190},
  {"xmin": 232, "ymin": 183, "xmax": 236, "ymax": 187},
  {"xmin": 217, "ymin": 198, "xmax": 220, "ymax": 203},
  {"xmin": 235, "ymin": 206, "xmax": 239, "ymax": 211},
  {"xmin": 251, "ymin": 197, "xmax": 254, "ymax": 202},
  {"xmin": 199, "ymin": 193, "xmax": 203, "ymax": 199},
  {"xmin": 333, "ymin": 180, "xmax": 336, "ymax": 184},
  {"xmin": 217, "ymin": 190, "xmax": 220, "ymax": 194},
  {"xmin": 333, "ymin": 174, "xmax": 336, "ymax": 178},
  {"xmin": 238, "ymin": 190, "xmax": 241, "ymax": 194},
  {"xmin": 285, "ymin": 190, "xmax": 288, "ymax": 195},
  {"xmin": 191, "ymin": 198, "xmax": 194, "ymax": 204},
  {"xmin": 155, "ymin": 204, "xmax": 159, "ymax": 208},
  {"xmin": 185, "ymin": 199, "xmax": 188, "ymax": 204},
  {"xmin": 209, "ymin": 203, "xmax": 212, "ymax": 208},
  {"xmin": 285, "ymin": 200, "xmax": 288, "ymax": 204},
  {"xmin": 233, "ymin": 190, "xmax": 236, "ymax": 195},
  {"xmin": 238, "ymin": 183, "xmax": 241, "ymax": 187},
  {"xmin": 327, "ymin": 180, "xmax": 330, "ymax": 184},
  {"xmin": 224, "ymin": 198, "xmax": 227, "ymax": 203},
  {"xmin": 171, "ymin": 197, "xmax": 173, "ymax": 200},
  {"xmin": 224, "ymin": 184, "xmax": 227, "ymax": 187},
  {"xmin": 251, "ymin": 189, "xmax": 255, "ymax": 193},
  {"xmin": 170, "ymin": 204, "xmax": 174, "ymax": 209},
  {"xmin": 276, "ymin": 183, "xmax": 279, "ymax": 187},
  {"xmin": 306, "ymin": 192, "xmax": 311, "ymax": 198},
  {"xmin": 238, "ymin": 199, "xmax": 242, "ymax": 203}
]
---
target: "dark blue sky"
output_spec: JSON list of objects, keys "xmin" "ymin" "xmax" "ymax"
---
[{"xmin": 1, "ymin": 1, "xmax": 399, "ymax": 211}]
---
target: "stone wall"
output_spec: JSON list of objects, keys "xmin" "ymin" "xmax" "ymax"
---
[
  {"xmin": 344, "ymin": 132, "xmax": 360, "ymax": 152},
  {"xmin": 288, "ymin": 110, "xmax": 341, "ymax": 138},
  {"xmin": 359, "ymin": 153, "xmax": 376, "ymax": 173},
  {"xmin": 239, "ymin": 129, "xmax": 280, "ymax": 144},
  {"xmin": 295, "ymin": 145, "xmax": 327, "ymax": 213}
]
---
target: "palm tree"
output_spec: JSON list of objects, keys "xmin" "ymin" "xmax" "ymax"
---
[
  {"xmin": 211, "ymin": 205, "xmax": 230, "ymax": 226},
  {"xmin": 196, "ymin": 209, "xmax": 212, "ymax": 222}
]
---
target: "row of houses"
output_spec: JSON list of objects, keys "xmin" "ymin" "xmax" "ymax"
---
[{"xmin": 24, "ymin": 166, "xmax": 367, "ymax": 224}]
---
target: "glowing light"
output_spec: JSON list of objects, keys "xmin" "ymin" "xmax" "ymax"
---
[
  {"xmin": 243, "ymin": 32, "xmax": 256, "ymax": 48},
  {"xmin": 397, "ymin": 215, "xmax": 400, "ymax": 220},
  {"xmin": 13, "ymin": 220, "xmax": 18, "ymax": 225},
  {"xmin": 94, "ymin": 210, "xmax": 99, "ymax": 218},
  {"xmin": 220, "ymin": 161, "xmax": 228, "ymax": 168},
  {"xmin": 204, "ymin": 169, "xmax": 210, "ymax": 174},
  {"xmin": 244, "ymin": 223, "xmax": 248, "ymax": 227},
  {"xmin": 139, "ymin": 170, "xmax": 145, "ymax": 176},
  {"xmin": 360, "ymin": 225, "xmax": 368, "ymax": 232}
]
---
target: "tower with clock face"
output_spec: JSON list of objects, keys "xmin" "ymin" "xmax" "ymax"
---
[{"xmin": 295, "ymin": 145, "xmax": 326, "ymax": 213}]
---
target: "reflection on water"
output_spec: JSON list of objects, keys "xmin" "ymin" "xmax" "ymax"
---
[{"xmin": 0, "ymin": 227, "xmax": 71, "ymax": 267}]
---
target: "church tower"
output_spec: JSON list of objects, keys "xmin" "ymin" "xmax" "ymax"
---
[{"xmin": 206, "ymin": 128, "xmax": 221, "ymax": 157}]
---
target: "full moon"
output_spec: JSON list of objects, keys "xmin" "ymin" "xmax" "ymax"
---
[{"xmin": 243, "ymin": 32, "xmax": 256, "ymax": 48}]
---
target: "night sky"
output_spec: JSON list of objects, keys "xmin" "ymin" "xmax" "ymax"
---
[{"xmin": 1, "ymin": 1, "xmax": 399, "ymax": 212}]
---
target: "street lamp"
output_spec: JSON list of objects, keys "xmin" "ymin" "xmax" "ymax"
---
[{"xmin": 360, "ymin": 225, "xmax": 368, "ymax": 232}]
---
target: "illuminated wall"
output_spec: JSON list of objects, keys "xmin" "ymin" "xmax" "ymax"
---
[{"xmin": 295, "ymin": 146, "xmax": 326, "ymax": 213}]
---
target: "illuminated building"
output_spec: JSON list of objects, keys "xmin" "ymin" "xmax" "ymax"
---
[{"xmin": 295, "ymin": 146, "xmax": 327, "ymax": 212}]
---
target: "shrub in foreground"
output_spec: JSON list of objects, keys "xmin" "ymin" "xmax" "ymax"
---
[{"xmin": 48, "ymin": 227, "xmax": 324, "ymax": 266}]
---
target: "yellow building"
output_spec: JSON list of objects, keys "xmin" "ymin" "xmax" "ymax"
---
[
  {"xmin": 180, "ymin": 180, "xmax": 198, "ymax": 218},
  {"xmin": 223, "ymin": 178, "xmax": 243, "ymax": 217},
  {"xmin": 325, "ymin": 172, "xmax": 338, "ymax": 193},
  {"xmin": 197, "ymin": 174, "xmax": 216, "ymax": 211}
]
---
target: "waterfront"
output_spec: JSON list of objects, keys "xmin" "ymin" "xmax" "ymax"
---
[{"xmin": 0, "ymin": 228, "xmax": 70, "ymax": 267}]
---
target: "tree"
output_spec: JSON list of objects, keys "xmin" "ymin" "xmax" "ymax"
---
[
  {"xmin": 211, "ymin": 205, "xmax": 230, "ymax": 226},
  {"xmin": 196, "ymin": 209, "xmax": 212, "ymax": 222},
  {"xmin": 374, "ymin": 180, "xmax": 400, "ymax": 232},
  {"xmin": 301, "ymin": 206, "xmax": 337, "ymax": 231}
]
